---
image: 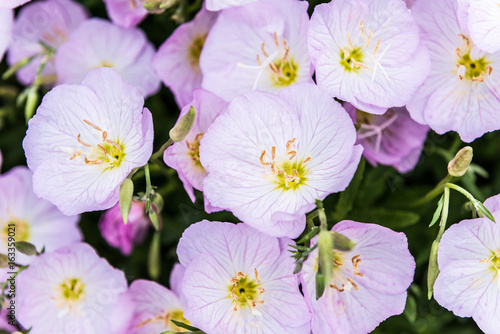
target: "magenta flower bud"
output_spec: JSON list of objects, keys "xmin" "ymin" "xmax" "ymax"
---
[{"xmin": 99, "ymin": 200, "xmax": 150, "ymax": 256}]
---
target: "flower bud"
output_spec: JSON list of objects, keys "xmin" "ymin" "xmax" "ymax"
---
[
  {"xmin": 332, "ymin": 231, "xmax": 355, "ymax": 251},
  {"xmin": 448, "ymin": 146, "xmax": 473, "ymax": 177},
  {"xmin": 169, "ymin": 106, "xmax": 196, "ymax": 142},
  {"xmin": 316, "ymin": 230, "xmax": 334, "ymax": 300},
  {"xmin": 119, "ymin": 178, "xmax": 134, "ymax": 225},
  {"xmin": 15, "ymin": 241, "xmax": 38, "ymax": 256}
]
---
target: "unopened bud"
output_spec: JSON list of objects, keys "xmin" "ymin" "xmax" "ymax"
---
[
  {"xmin": 143, "ymin": 0, "xmax": 167, "ymax": 13},
  {"xmin": 332, "ymin": 231, "xmax": 355, "ymax": 251},
  {"xmin": 448, "ymin": 146, "xmax": 473, "ymax": 177},
  {"xmin": 169, "ymin": 106, "xmax": 196, "ymax": 142},
  {"xmin": 15, "ymin": 241, "xmax": 38, "ymax": 256},
  {"xmin": 119, "ymin": 178, "xmax": 134, "ymax": 225},
  {"xmin": 316, "ymin": 230, "xmax": 334, "ymax": 300}
]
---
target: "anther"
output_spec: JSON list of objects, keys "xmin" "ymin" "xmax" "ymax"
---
[
  {"xmin": 487, "ymin": 65, "xmax": 493, "ymax": 75},
  {"xmin": 347, "ymin": 33, "xmax": 354, "ymax": 49},
  {"xmin": 105, "ymin": 139, "xmax": 121, "ymax": 150},
  {"xmin": 261, "ymin": 42, "xmax": 269, "ymax": 57},
  {"xmin": 359, "ymin": 20, "xmax": 366, "ymax": 41},
  {"xmin": 70, "ymin": 151, "xmax": 82, "ymax": 160},
  {"xmin": 269, "ymin": 62, "xmax": 280, "ymax": 73},
  {"xmin": 346, "ymin": 278, "xmax": 359, "ymax": 290},
  {"xmin": 256, "ymin": 54, "xmax": 262, "ymax": 66},
  {"xmin": 97, "ymin": 144, "xmax": 108, "ymax": 155},
  {"xmin": 274, "ymin": 32, "xmax": 279, "ymax": 47},
  {"xmin": 373, "ymin": 39, "xmax": 381, "ymax": 55},
  {"xmin": 366, "ymin": 30, "xmax": 373, "ymax": 48},
  {"xmin": 77, "ymin": 134, "xmax": 91, "ymax": 147},
  {"xmin": 330, "ymin": 284, "xmax": 344, "ymax": 292},
  {"xmin": 254, "ymin": 268, "xmax": 261, "ymax": 283},
  {"xmin": 271, "ymin": 146, "xmax": 276, "ymax": 161},
  {"xmin": 102, "ymin": 131, "xmax": 107, "ymax": 142},
  {"xmin": 258, "ymin": 287, "xmax": 265, "ymax": 294},
  {"xmin": 260, "ymin": 151, "xmax": 269, "ymax": 166},
  {"xmin": 288, "ymin": 150, "xmax": 296, "ymax": 160},
  {"xmin": 333, "ymin": 260, "xmax": 342, "ymax": 266},
  {"xmin": 303, "ymin": 156, "xmax": 311, "ymax": 164},
  {"xmin": 83, "ymin": 119, "xmax": 103, "ymax": 131}
]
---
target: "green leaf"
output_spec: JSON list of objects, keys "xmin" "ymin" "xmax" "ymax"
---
[
  {"xmin": 427, "ymin": 240, "xmax": 440, "ymax": 300},
  {"xmin": 403, "ymin": 295, "xmax": 418, "ymax": 323},
  {"xmin": 472, "ymin": 198, "xmax": 496, "ymax": 223},
  {"xmin": 429, "ymin": 194, "xmax": 445, "ymax": 227},
  {"xmin": 148, "ymin": 232, "xmax": 161, "ymax": 280},
  {"xmin": 149, "ymin": 209, "xmax": 161, "ymax": 230},
  {"xmin": 15, "ymin": 241, "xmax": 38, "ymax": 256},
  {"xmin": 348, "ymin": 208, "xmax": 420, "ymax": 230},
  {"xmin": 334, "ymin": 159, "xmax": 365, "ymax": 220},
  {"xmin": 119, "ymin": 178, "xmax": 134, "ymax": 225},
  {"xmin": 170, "ymin": 320, "xmax": 202, "ymax": 332}
]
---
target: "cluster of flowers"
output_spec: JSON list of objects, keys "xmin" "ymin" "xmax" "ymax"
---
[{"xmin": 1, "ymin": 0, "xmax": 500, "ymax": 333}]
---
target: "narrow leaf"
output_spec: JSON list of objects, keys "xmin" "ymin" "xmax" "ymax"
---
[
  {"xmin": 148, "ymin": 232, "xmax": 161, "ymax": 280},
  {"xmin": 429, "ymin": 194, "xmax": 445, "ymax": 227},
  {"xmin": 170, "ymin": 320, "xmax": 202, "ymax": 332},
  {"xmin": 472, "ymin": 199, "xmax": 496, "ymax": 223}
]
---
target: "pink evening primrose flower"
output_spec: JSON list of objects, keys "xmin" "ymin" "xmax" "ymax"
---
[
  {"xmin": 103, "ymin": 0, "xmax": 148, "ymax": 28},
  {"xmin": 125, "ymin": 266, "xmax": 188, "ymax": 333},
  {"xmin": 433, "ymin": 194, "xmax": 500, "ymax": 333},
  {"xmin": 54, "ymin": 18, "xmax": 160, "ymax": 97},
  {"xmin": 200, "ymin": 83, "xmax": 362, "ymax": 238},
  {"xmin": 344, "ymin": 103, "xmax": 429, "ymax": 173},
  {"xmin": 164, "ymin": 89, "xmax": 227, "ymax": 213},
  {"xmin": 23, "ymin": 68, "xmax": 154, "ymax": 215},
  {"xmin": 200, "ymin": 0, "xmax": 312, "ymax": 101},
  {"xmin": 0, "ymin": 9, "xmax": 13, "ymax": 62},
  {"xmin": 152, "ymin": 8, "xmax": 218, "ymax": 108},
  {"xmin": 407, "ymin": 0, "xmax": 500, "ymax": 143},
  {"xmin": 308, "ymin": 0, "xmax": 430, "ymax": 115},
  {"xmin": 177, "ymin": 220, "xmax": 311, "ymax": 333},
  {"xmin": 301, "ymin": 221, "xmax": 415, "ymax": 334},
  {"xmin": 16, "ymin": 243, "xmax": 128, "ymax": 334},
  {"xmin": 98, "ymin": 200, "xmax": 150, "ymax": 256},
  {"xmin": 0, "ymin": 167, "xmax": 82, "ymax": 265},
  {"xmin": 0, "ymin": 166, "xmax": 82, "ymax": 265},
  {"xmin": 0, "ymin": 0, "xmax": 30, "ymax": 8},
  {"xmin": 205, "ymin": 0, "xmax": 257, "ymax": 11},
  {"xmin": 7, "ymin": 0, "xmax": 87, "ymax": 86}
]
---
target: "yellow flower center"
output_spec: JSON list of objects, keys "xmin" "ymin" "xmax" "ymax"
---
[
  {"xmin": 135, "ymin": 308, "xmax": 189, "ymax": 331},
  {"xmin": 481, "ymin": 249, "xmax": 500, "ymax": 274},
  {"xmin": 189, "ymin": 34, "xmax": 207, "ymax": 72},
  {"xmin": 260, "ymin": 138, "xmax": 310, "ymax": 191},
  {"xmin": 59, "ymin": 278, "xmax": 85, "ymax": 301},
  {"xmin": 186, "ymin": 133, "xmax": 204, "ymax": 169},
  {"xmin": 228, "ymin": 270, "xmax": 265, "ymax": 311},
  {"xmin": 315, "ymin": 252, "xmax": 364, "ymax": 293},
  {"xmin": 456, "ymin": 34, "xmax": 492, "ymax": 82},
  {"xmin": 69, "ymin": 119, "xmax": 126, "ymax": 171},
  {"xmin": 1, "ymin": 217, "xmax": 31, "ymax": 243}
]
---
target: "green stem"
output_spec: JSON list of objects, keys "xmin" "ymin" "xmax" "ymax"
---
[
  {"xmin": 306, "ymin": 210, "xmax": 319, "ymax": 229},
  {"xmin": 150, "ymin": 138, "xmax": 173, "ymax": 161},
  {"xmin": 407, "ymin": 174, "xmax": 453, "ymax": 207},
  {"xmin": 445, "ymin": 183, "xmax": 474, "ymax": 202},
  {"xmin": 315, "ymin": 199, "xmax": 327, "ymax": 231}
]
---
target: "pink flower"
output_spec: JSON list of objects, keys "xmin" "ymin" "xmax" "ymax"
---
[
  {"xmin": 177, "ymin": 220, "xmax": 311, "ymax": 333},
  {"xmin": 344, "ymin": 103, "xmax": 429, "ymax": 173},
  {"xmin": 23, "ymin": 68, "xmax": 154, "ymax": 215},
  {"xmin": 308, "ymin": 0, "xmax": 430, "ymax": 114},
  {"xmin": 16, "ymin": 243, "xmax": 128, "ymax": 334},
  {"xmin": 98, "ymin": 200, "xmax": 150, "ymax": 256},
  {"xmin": 200, "ymin": 0, "xmax": 312, "ymax": 101},
  {"xmin": 200, "ymin": 83, "xmax": 362, "ymax": 238},
  {"xmin": 54, "ymin": 18, "xmax": 159, "ymax": 97},
  {"xmin": 0, "ymin": 166, "xmax": 82, "ymax": 265},
  {"xmin": 125, "ymin": 266, "xmax": 187, "ymax": 333},
  {"xmin": 433, "ymin": 194, "xmax": 500, "ymax": 333},
  {"xmin": 301, "ymin": 221, "xmax": 415, "ymax": 333},
  {"xmin": 164, "ymin": 89, "xmax": 227, "ymax": 213},
  {"xmin": 205, "ymin": 0, "xmax": 257, "ymax": 11},
  {"xmin": 408, "ymin": 0, "xmax": 500, "ymax": 142},
  {"xmin": 152, "ymin": 8, "xmax": 218, "ymax": 108},
  {"xmin": 7, "ymin": 0, "xmax": 87, "ymax": 86}
]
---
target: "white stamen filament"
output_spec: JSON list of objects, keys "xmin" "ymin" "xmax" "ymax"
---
[
  {"xmin": 237, "ymin": 50, "xmax": 279, "ymax": 90},
  {"xmin": 357, "ymin": 113, "xmax": 399, "ymax": 152},
  {"xmin": 368, "ymin": 44, "xmax": 391, "ymax": 81}
]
